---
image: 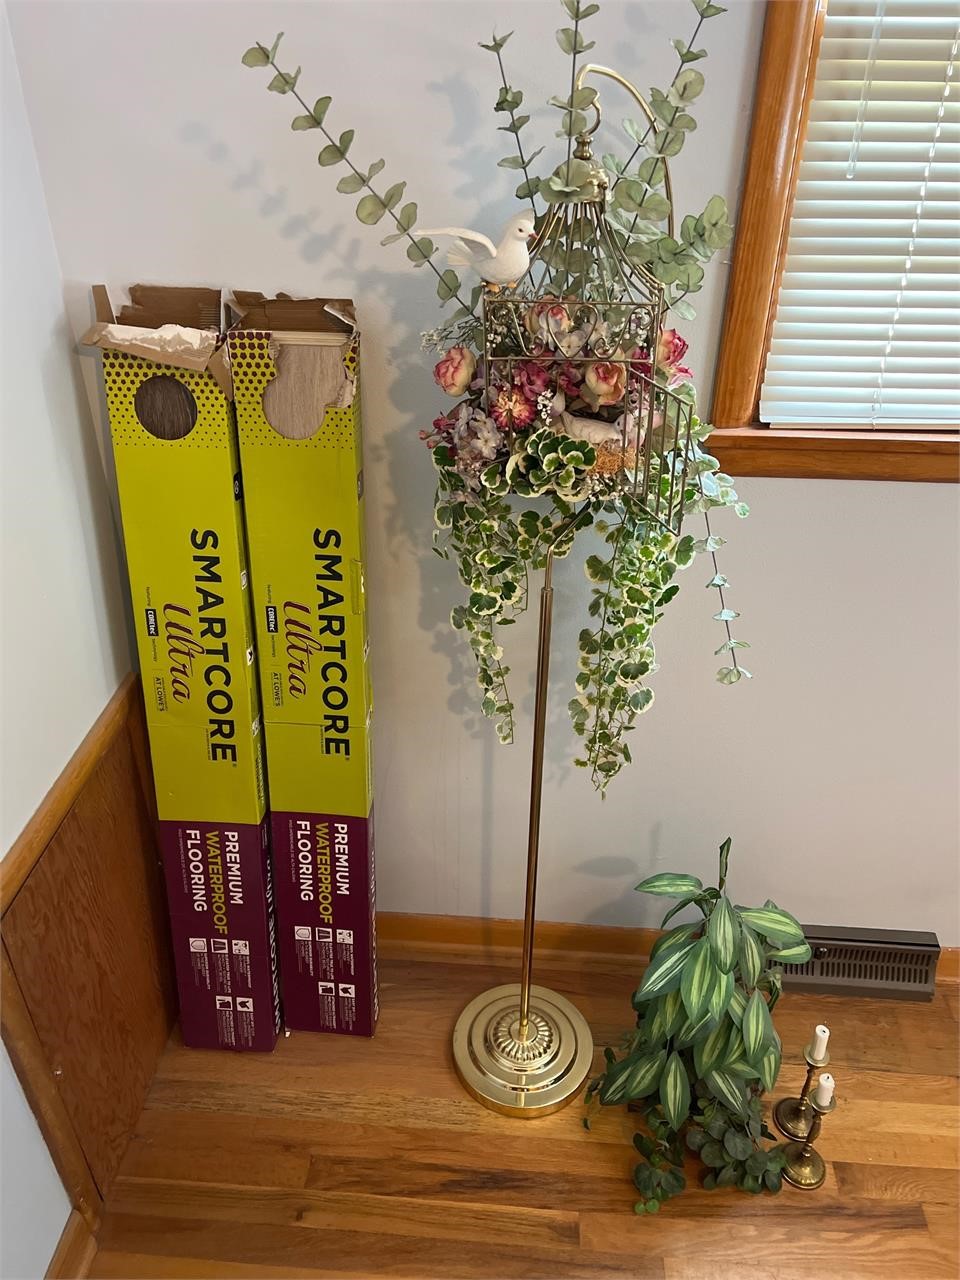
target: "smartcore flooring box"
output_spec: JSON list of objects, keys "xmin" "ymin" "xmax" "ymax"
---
[
  {"xmin": 85, "ymin": 284, "xmax": 281, "ymax": 1051},
  {"xmin": 228, "ymin": 293, "xmax": 377, "ymax": 1037}
]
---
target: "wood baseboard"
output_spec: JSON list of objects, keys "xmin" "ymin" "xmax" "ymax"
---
[
  {"xmin": 377, "ymin": 910, "xmax": 658, "ymax": 960},
  {"xmin": 377, "ymin": 911, "xmax": 959, "ymax": 985},
  {"xmin": 1, "ymin": 673, "xmax": 174, "ymax": 1228},
  {"xmin": 46, "ymin": 1210, "xmax": 96, "ymax": 1280}
]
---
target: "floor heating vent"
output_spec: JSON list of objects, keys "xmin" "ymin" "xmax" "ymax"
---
[{"xmin": 781, "ymin": 926, "xmax": 940, "ymax": 1001}]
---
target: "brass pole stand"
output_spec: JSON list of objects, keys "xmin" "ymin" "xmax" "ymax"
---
[
  {"xmin": 452, "ymin": 546, "xmax": 594, "ymax": 1117},
  {"xmin": 780, "ymin": 1094, "xmax": 836, "ymax": 1190},
  {"xmin": 774, "ymin": 1042, "xmax": 830, "ymax": 1141}
]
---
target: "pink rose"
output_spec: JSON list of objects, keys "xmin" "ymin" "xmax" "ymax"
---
[
  {"xmin": 434, "ymin": 345, "xmax": 477, "ymax": 396},
  {"xmin": 557, "ymin": 362, "xmax": 584, "ymax": 399},
  {"xmin": 583, "ymin": 359, "xmax": 627, "ymax": 407},
  {"xmin": 490, "ymin": 385, "xmax": 536, "ymax": 431},
  {"xmin": 523, "ymin": 296, "xmax": 574, "ymax": 339},
  {"xmin": 656, "ymin": 328, "xmax": 688, "ymax": 369},
  {"xmin": 632, "ymin": 329, "xmax": 692, "ymax": 386},
  {"xmin": 514, "ymin": 360, "xmax": 552, "ymax": 400}
]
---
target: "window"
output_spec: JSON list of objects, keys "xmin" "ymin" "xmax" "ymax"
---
[{"xmin": 710, "ymin": 0, "xmax": 959, "ymax": 481}]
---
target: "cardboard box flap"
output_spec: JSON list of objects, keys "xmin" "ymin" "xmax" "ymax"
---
[
  {"xmin": 82, "ymin": 320, "xmax": 219, "ymax": 369},
  {"xmin": 81, "ymin": 287, "xmax": 233, "ymax": 397},
  {"xmin": 229, "ymin": 292, "xmax": 356, "ymax": 338},
  {"xmin": 117, "ymin": 284, "xmax": 221, "ymax": 332}
]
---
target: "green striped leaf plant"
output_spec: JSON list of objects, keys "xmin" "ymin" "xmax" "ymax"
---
[{"xmin": 585, "ymin": 837, "xmax": 811, "ymax": 1213}]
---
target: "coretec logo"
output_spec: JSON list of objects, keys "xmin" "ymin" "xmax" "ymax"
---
[
  {"xmin": 280, "ymin": 528, "xmax": 350, "ymax": 758},
  {"xmin": 160, "ymin": 529, "xmax": 239, "ymax": 762}
]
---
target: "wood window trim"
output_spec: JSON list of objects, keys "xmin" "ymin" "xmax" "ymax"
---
[{"xmin": 709, "ymin": 0, "xmax": 959, "ymax": 484}]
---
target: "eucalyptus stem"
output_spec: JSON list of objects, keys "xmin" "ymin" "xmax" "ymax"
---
[
  {"xmin": 564, "ymin": 11, "xmax": 582, "ymax": 181},
  {"xmin": 702, "ymin": 507, "xmax": 740, "ymax": 674},
  {"xmin": 611, "ymin": 13, "xmax": 706, "ymax": 194},
  {"xmin": 264, "ymin": 53, "xmax": 477, "ymax": 315},
  {"xmin": 494, "ymin": 46, "xmax": 539, "ymax": 216}
]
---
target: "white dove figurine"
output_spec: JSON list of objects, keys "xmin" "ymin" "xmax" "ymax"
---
[
  {"xmin": 417, "ymin": 213, "xmax": 536, "ymax": 288},
  {"xmin": 557, "ymin": 411, "xmax": 622, "ymax": 447}
]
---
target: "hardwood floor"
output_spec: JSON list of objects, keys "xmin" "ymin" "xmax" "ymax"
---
[{"xmin": 91, "ymin": 941, "xmax": 959, "ymax": 1280}]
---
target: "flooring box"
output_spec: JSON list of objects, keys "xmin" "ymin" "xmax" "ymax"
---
[
  {"xmin": 85, "ymin": 284, "xmax": 281, "ymax": 1052},
  {"xmin": 228, "ymin": 293, "xmax": 377, "ymax": 1037}
]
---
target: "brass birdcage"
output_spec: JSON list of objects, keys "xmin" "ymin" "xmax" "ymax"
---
[
  {"xmin": 481, "ymin": 69, "xmax": 695, "ymax": 536},
  {"xmin": 453, "ymin": 66, "xmax": 697, "ymax": 1122}
]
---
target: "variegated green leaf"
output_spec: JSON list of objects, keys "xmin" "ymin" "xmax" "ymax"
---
[
  {"xmin": 694, "ymin": 1017, "xmax": 730, "ymax": 1077},
  {"xmin": 708, "ymin": 967, "xmax": 733, "ymax": 1022},
  {"xmin": 642, "ymin": 986, "xmax": 685, "ymax": 1043},
  {"xmin": 738, "ymin": 907, "xmax": 805, "ymax": 946},
  {"xmin": 635, "ymin": 873, "xmax": 703, "ymax": 898},
  {"xmin": 634, "ymin": 938, "xmax": 698, "ymax": 1002},
  {"xmin": 727, "ymin": 985, "xmax": 747, "ymax": 1026},
  {"xmin": 650, "ymin": 922, "xmax": 700, "ymax": 963},
  {"xmin": 705, "ymin": 1067, "xmax": 748, "ymax": 1117},
  {"xmin": 707, "ymin": 896, "xmax": 738, "ymax": 973},
  {"xmin": 674, "ymin": 1006, "xmax": 716, "ymax": 1049},
  {"xmin": 742, "ymin": 989, "xmax": 774, "ymax": 1064},
  {"xmin": 738, "ymin": 925, "xmax": 763, "ymax": 989},
  {"xmin": 660, "ymin": 895, "xmax": 699, "ymax": 929},
  {"xmin": 718, "ymin": 836, "xmax": 732, "ymax": 887},
  {"xmin": 680, "ymin": 936, "xmax": 716, "ymax": 1021},
  {"xmin": 769, "ymin": 941, "xmax": 813, "ymax": 964},
  {"xmin": 660, "ymin": 1051, "xmax": 691, "ymax": 1130},
  {"xmin": 599, "ymin": 1048, "xmax": 666, "ymax": 1105},
  {"xmin": 759, "ymin": 1040, "xmax": 781, "ymax": 1091}
]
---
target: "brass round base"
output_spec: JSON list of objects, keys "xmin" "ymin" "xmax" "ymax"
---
[
  {"xmin": 780, "ymin": 1141, "xmax": 826, "ymax": 1190},
  {"xmin": 774, "ymin": 1095, "xmax": 814, "ymax": 1141},
  {"xmin": 452, "ymin": 983, "xmax": 594, "ymax": 1118}
]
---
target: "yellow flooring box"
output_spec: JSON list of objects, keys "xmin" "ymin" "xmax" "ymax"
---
[
  {"xmin": 85, "ymin": 285, "xmax": 280, "ymax": 1052},
  {"xmin": 226, "ymin": 295, "xmax": 372, "ymax": 818},
  {"xmin": 228, "ymin": 293, "xmax": 376, "ymax": 1036}
]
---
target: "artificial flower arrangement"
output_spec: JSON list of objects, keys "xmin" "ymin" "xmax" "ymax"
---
[{"xmin": 243, "ymin": 0, "xmax": 750, "ymax": 793}]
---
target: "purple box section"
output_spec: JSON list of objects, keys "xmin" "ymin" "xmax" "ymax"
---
[
  {"xmin": 159, "ymin": 819, "xmax": 282, "ymax": 1052},
  {"xmin": 271, "ymin": 810, "xmax": 378, "ymax": 1037}
]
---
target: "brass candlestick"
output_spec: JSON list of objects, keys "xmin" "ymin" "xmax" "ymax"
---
[
  {"xmin": 780, "ymin": 1093, "xmax": 836, "ymax": 1190},
  {"xmin": 773, "ymin": 1041, "xmax": 830, "ymax": 1141}
]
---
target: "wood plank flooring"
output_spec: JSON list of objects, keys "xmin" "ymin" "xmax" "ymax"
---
[{"xmin": 91, "ymin": 942, "xmax": 959, "ymax": 1279}]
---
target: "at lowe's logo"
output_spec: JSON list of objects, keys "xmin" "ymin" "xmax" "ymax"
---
[
  {"xmin": 160, "ymin": 529, "xmax": 239, "ymax": 762},
  {"xmin": 280, "ymin": 528, "xmax": 351, "ymax": 759}
]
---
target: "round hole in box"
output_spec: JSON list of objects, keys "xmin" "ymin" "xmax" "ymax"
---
[{"xmin": 134, "ymin": 375, "xmax": 198, "ymax": 440}]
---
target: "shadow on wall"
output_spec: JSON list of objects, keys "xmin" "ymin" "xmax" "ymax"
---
[
  {"xmin": 51, "ymin": 301, "xmax": 134, "ymax": 685},
  {"xmin": 177, "ymin": 113, "xmax": 537, "ymax": 918}
]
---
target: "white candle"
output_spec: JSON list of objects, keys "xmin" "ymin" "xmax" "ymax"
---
[
  {"xmin": 814, "ymin": 1072, "xmax": 835, "ymax": 1108},
  {"xmin": 811, "ymin": 1024, "xmax": 830, "ymax": 1060}
]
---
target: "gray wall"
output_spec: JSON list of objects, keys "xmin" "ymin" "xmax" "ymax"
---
[
  {"xmin": 6, "ymin": 0, "xmax": 959, "ymax": 941},
  {"xmin": 1, "ymin": 7, "xmax": 126, "ymax": 1275}
]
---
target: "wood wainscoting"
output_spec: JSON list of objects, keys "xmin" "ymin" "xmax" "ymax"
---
[{"xmin": 0, "ymin": 674, "xmax": 175, "ymax": 1241}]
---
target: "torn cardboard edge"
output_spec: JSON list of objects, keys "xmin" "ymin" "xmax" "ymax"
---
[
  {"xmin": 228, "ymin": 292, "xmax": 357, "ymax": 340},
  {"xmin": 81, "ymin": 286, "xmax": 233, "ymax": 398},
  {"xmin": 227, "ymin": 292, "xmax": 360, "ymax": 417}
]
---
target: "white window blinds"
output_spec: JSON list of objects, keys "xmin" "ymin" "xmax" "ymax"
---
[{"xmin": 760, "ymin": 0, "xmax": 960, "ymax": 428}]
